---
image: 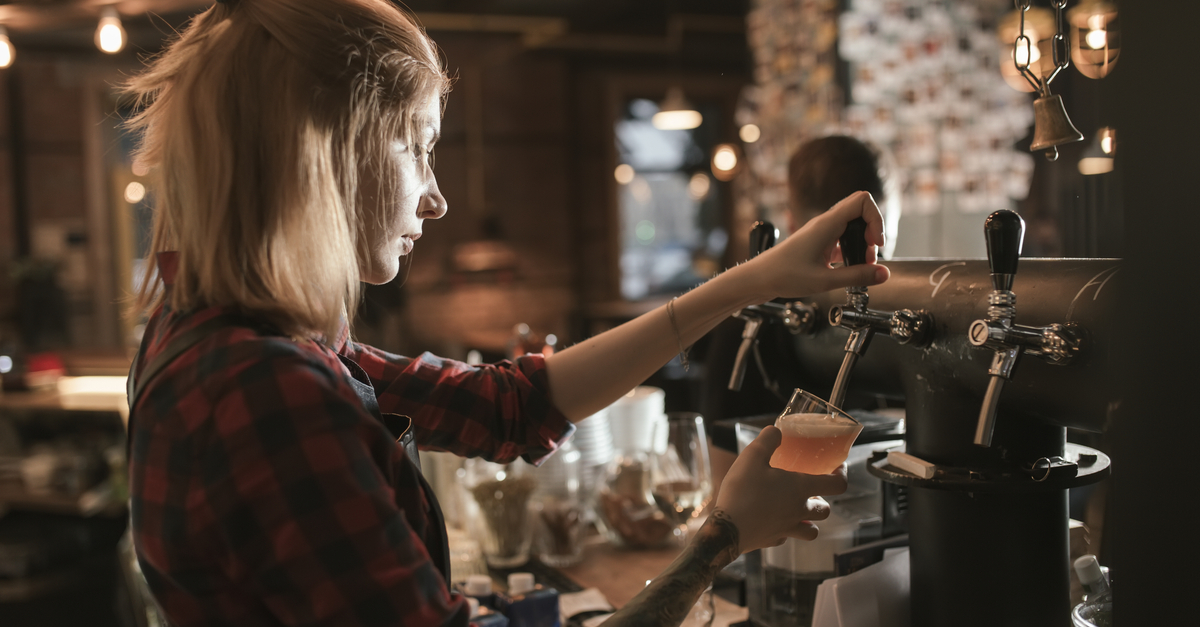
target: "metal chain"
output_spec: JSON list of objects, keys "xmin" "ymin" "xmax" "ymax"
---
[
  {"xmin": 1012, "ymin": 0, "xmax": 1071, "ymax": 96},
  {"xmin": 1047, "ymin": 0, "xmax": 1071, "ymax": 86},
  {"xmin": 1013, "ymin": 0, "xmax": 1041, "ymax": 93}
]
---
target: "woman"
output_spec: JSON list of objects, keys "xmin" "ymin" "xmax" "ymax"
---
[{"xmin": 124, "ymin": 1, "xmax": 890, "ymax": 626}]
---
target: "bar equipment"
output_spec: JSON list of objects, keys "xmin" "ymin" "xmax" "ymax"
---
[
  {"xmin": 728, "ymin": 222, "xmax": 819, "ymax": 392},
  {"xmin": 827, "ymin": 218, "xmax": 934, "ymax": 408},
  {"xmin": 726, "ymin": 212, "xmax": 1114, "ymax": 627}
]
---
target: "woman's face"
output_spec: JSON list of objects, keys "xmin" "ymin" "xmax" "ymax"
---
[{"xmin": 358, "ymin": 92, "xmax": 447, "ymax": 284}]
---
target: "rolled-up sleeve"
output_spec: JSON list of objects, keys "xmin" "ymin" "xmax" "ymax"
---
[{"xmin": 346, "ymin": 344, "xmax": 574, "ymax": 465}]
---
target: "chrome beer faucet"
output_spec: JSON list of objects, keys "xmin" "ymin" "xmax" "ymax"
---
[
  {"xmin": 827, "ymin": 218, "xmax": 934, "ymax": 408},
  {"xmin": 728, "ymin": 222, "xmax": 819, "ymax": 391},
  {"xmin": 969, "ymin": 210, "xmax": 1086, "ymax": 447}
]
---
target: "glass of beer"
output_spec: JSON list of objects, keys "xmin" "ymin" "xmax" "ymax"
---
[{"xmin": 769, "ymin": 389, "xmax": 863, "ymax": 475}]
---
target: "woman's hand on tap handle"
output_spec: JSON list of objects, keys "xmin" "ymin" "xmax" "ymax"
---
[
  {"xmin": 746, "ymin": 190, "xmax": 890, "ymax": 299},
  {"xmin": 716, "ymin": 425, "xmax": 848, "ymax": 552}
]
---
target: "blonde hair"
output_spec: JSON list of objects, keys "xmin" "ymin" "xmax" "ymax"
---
[{"xmin": 126, "ymin": 0, "xmax": 448, "ymax": 340}]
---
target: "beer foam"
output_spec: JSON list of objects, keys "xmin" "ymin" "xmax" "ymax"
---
[{"xmin": 777, "ymin": 412, "xmax": 861, "ymax": 438}]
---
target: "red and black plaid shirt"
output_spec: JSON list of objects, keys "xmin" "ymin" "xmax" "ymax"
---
[{"xmin": 129, "ymin": 255, "xmax": 574, "ymax": 626}]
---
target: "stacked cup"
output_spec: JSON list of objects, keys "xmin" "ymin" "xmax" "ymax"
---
[{"xmin": 606, "ymin": 386, "xmax": 668, "ymax": 455}]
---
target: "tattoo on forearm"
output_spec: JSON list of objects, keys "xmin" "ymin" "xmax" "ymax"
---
[{"xmin": 601, "ymin": 510, "xmax": 740, "ymax": 627}]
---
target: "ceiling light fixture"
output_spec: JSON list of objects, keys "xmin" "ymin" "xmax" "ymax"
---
[
  {"xmin": 652, "ymin": 87, "xmax": 703, "ymax": 131},
  {"xmin": 0, "ymin": 27, "xmax": 15, "ymax": 69},
  {"xmin": 95, "ymin": 7, "xmax": 126, "ymax": 54}
]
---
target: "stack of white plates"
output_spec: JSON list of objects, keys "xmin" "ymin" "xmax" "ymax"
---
[
  {"xmin": 570, "ymin": 406, "xmax": 616, "ymax": 501},
  {"xmin": 607, "ymin": 386, "xmax": 668, "ymax": 455}
]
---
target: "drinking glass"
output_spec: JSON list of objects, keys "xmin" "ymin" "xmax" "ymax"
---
[
  {"xmin": 651, "ymin": 413, "xmax": 713, "ymax": 543},
  {"xmin": 769, "ymin": 389, "xmax": 864, "ymax": 475}
]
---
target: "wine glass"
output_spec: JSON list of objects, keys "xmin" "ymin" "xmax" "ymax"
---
[{"xmin": 650, "ymin": 412, "xmax": 713, "ymax": 543}]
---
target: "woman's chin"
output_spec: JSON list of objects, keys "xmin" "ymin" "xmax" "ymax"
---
[{"xmin": 360, "ymin": 259, "xmax": 401, "ymax": 285}]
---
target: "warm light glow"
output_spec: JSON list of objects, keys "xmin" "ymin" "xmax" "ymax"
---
[
  {"xmin": 1085, "ymin": 28, "xmax": 1107, "ymax": 49},
  {"xmin": 131, "ymin": 161, "xmax": 149, "ymax": 176},
  {"xmin": 653, "ymin": 87, "xmax": 703, "ymax": 131},
  {"xmin": 95, "ymin": 8, "xmax": 126, "ymax": 54},
  {"xmin": 739, "ymin": 123, "xmax": 761, "ymax": 143},
  {"xmin": 1098, "ymin": 127, "xmax": 1116, "ymax": 155},
  {"xmin": 1014, "ymin": 33, "xmax": 1042, "ymax": 67},
  {"xmin": 652, "ymin": 109, "xmax": 703, "ymax": 131},
  {"xmin": 1087, "ymin": 14, "xmax": 1105, "ymax": 30},
  {"xmin": 0, "ymin": 28, "xmax": 14, "ymax": 69},
  {"xmin": 124, "ymin": 181, "xmax": 147, "ymax": 203},
  {"xmin": 688, "ymin": 172, "xmax": 711, "ymax": 200},
  {"xmin": 614, "ymin": 164, "xmax": 635, "ymax": 185},
  {"xmin": 1078, "ymin": 157, "xmax": 1114, "ymax": 175},
  {"xmin": 712, "ymin": 146, "xmax": 738, "ymax": 172}
]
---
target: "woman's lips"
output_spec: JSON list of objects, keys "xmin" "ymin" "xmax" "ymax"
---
[{"xmin": 398, "ymin": 233, "xmax": 420, "ymax": 255}]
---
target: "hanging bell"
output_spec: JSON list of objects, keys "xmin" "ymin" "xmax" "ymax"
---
[{"xmin": 1030, "ymin": 93, "xmax": 1084, "ymax": 158}]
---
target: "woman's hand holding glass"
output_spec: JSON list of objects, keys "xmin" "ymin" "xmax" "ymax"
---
[{"xmin": 715, "ymin": 426, "xmax": 848, "ymax": 553}]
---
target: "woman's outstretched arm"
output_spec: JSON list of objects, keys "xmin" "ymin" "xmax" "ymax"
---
[{"xmin": 545, "ymin": 191, "xmax": 890, "ymax": 421}]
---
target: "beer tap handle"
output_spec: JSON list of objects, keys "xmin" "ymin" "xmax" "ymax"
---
[
  {"xmin": 749, "ymin": 221, "xmax": 777, "ymax": 259},
  {"xmin": 729, "ymin": 221, "xmax": 778, "ymax": 391},
  {"xmin": 984, "ymin": 210, "xmax": 1025, "ymax": 292},
  {"xmin": 839, "ymin": 218, "xmax": 870, "ymax": 268}
]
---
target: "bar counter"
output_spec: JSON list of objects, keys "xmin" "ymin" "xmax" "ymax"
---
[{"xmin": 557, "ymin": 538, "xmax": 749, "ymax": 626}]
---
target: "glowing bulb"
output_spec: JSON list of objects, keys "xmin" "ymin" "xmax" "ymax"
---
[
  {"xmin": 1014, "ymin": 34, "xmax": 1042, "ymax": 67},
  {"xmin": 95, "ymin": 8, "xmax": 126, "ymax": 54},
  {"xmin": 0, "ymin": 27, "xmax": 14, "ymax": 69},
  {"xmin": 1087, "ymin": 14, "xmax": 1105, "ymax": 30},
  {"xmin": 1085, "ymin": 28, "xmax": 1107, "ymax": 49},
  {"xmin": 1099, "ymin": 127, "xmax": 1116, "ymax": 155},
  {"xmin": 614, "ymin": 164, "xmax": 635, "ymax": 185},
  {"xmin": 688, "ymin": 172, "xmax": 711, "ymax": 200},
  {"xmin": 712, "ymin": 146, "xmax": 738, "ymax": 172},
  {"xmin": 124, "ymin": 181, "xmax": 146, "ymax": 203},
  {"xmin": 739, "ymin": 123, "xmax": 761, "ymax": 143},
  {"xmin": 652, "ymin": 109, "xmax": 703, "ymax": 131}
]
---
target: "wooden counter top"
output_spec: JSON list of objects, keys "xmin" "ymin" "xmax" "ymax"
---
[{"xmin": 557, "ymin": 538, "xmax": 748, "ymax": 627}]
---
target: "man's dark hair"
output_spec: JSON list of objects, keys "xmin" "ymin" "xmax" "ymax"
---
[{"xmin": 788, "ymin": 135, "xmax": 886, "ymax": 213}]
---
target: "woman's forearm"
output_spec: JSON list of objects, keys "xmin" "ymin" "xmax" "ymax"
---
[
  {"xmin": 544, "ymin": 265, "xmax": 765, "ymax": 421},
  {"xmin": 599, "ymin": 511, "xmax": 741, "ymax": 627}
]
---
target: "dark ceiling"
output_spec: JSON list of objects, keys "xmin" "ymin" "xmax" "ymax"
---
[{"xmin": 0, "ymin": 0, "xmax": 750, "ymax": 68}]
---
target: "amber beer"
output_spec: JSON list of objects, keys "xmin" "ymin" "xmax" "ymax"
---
[{"xmin": 769, "ymin": 412, "xmax": 863, "ymax": 475}]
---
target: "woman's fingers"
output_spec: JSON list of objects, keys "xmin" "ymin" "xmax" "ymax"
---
[
  {"xmin": 804, "ymin": 496, "xmax": 831, "ymax": 521},
  {"xmin": 812, "ymin": 191, "xmax": 887, "ymax": 250},
  {"xmin": 788, "ymin": 521, "xmax": 820, "ymax": 541}
]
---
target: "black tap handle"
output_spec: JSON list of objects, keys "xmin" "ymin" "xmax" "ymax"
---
[
  {"xmin": 838, "ymin": 218, "xmax": 869, "ymax": 267},
  {"xmin": 984, "ymin": 210, "xmax": 1025, "ymax": 276},
  {"xmin": 749, "ymin": 221, "xmax": 777, "ymax": 260}
]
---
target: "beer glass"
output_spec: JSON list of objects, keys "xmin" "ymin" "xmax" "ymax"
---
[{"xmin": 769, "ymin": 389, "xmax": 863, "ymax": 475}]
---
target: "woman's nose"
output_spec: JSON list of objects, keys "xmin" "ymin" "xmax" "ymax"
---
[{"xmin": 419, "ymin": 178, "xmax": 448, "ymax": 220}]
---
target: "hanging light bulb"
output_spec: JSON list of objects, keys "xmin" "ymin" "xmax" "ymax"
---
[
  {"xmin": 997, "ymin": 8, "xmax": 1055, "ymax": 93},
  {"xmin": 1069, "ymin": 0, "xmax": 1120, "ymax": 79},
  {"xmin": 710, "ymin": 143, "xmax": 741, "ymax": 181},
  {"xmin": 652, "ymin": 87, "xmax": 703, "ymax": 131},
  {"xmin": 95, "ymin": 7, "xmax": 126, "ymax": 55},
  {"xmin": 1078, "ymin": 127, "xmax": 1116, "ymax": 175},
  {"xmin": 0, "ymin": 27, "xmax": 14, "ymax": 69}
]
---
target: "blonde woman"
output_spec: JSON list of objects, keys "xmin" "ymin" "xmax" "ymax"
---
[{"xmin": 124, "ymin": 1, "xmax": 890, "ymax": 625}]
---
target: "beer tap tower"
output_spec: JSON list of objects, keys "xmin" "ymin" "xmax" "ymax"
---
[{"xmin": 742, "ymin": 210, "xmax": 1114, "ymax": 626}]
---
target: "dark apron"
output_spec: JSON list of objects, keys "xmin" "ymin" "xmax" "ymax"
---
[{"xmin": 128, "ymin": 314, "xmax": 453, "ymax": 588}]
